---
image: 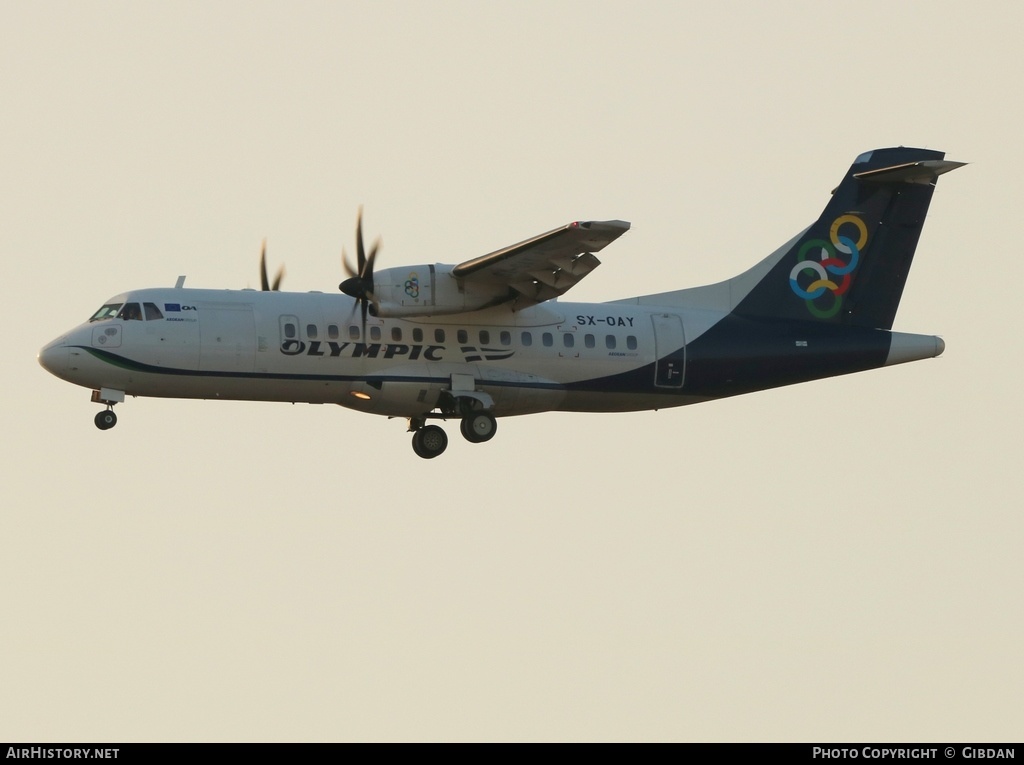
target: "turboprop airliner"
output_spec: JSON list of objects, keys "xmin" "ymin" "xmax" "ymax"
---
[{"xmin": 39, "ymin": 147, "xmax": 961, "ymax": 458}]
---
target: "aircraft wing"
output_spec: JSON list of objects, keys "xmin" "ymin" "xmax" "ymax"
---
[{"xmin": 452, "ymin": 219, "xmax": 630, "ymax": 305}]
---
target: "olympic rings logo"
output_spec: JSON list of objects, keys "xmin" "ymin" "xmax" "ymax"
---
[
  {"xmin": 788, "ymin": 213, "xmax": 868, "ymax": 319},
  {"xmin": 404, "ymin": 272, "xmax": 420, "ymax": 299}
]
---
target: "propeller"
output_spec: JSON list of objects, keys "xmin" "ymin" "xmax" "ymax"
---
[
  {"xmin": 339, "ymin": 208, "xmax": 381, "ymax": 336},
  {"xmin": 259, "ymin": 239, "xmax": 285, "ymax": 291}
]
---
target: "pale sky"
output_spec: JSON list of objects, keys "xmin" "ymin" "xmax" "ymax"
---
[{"xmin": 2, "ymin": 0, "xmax": 1021, "ymax": 742}]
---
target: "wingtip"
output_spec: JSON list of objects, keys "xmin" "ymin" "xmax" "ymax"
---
[{"xmin": 578, "ymin": 219, "xmax": 631, "ymax": 232}]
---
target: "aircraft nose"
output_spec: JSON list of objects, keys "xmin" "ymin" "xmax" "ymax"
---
[{"xmin": 38, "ymin": 338, "xmax": 69, "ymax": 376}]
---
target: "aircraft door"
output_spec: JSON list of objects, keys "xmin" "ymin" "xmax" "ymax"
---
[{"xmin": 652, "ymin": 313, "xmax": 685, "ymax": 388}]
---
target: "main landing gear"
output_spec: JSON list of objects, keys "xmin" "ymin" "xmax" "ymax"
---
[
  {"xmin": 411, "ymin": 424, "xmax": 448, "ymax": 459},
  {"xmin": 460, "ymin": 412, "xmax": 497, "ymax": 443},
  {"xmin": 409, "ymin": 412, "xmax": 499, "ymax": 458}
]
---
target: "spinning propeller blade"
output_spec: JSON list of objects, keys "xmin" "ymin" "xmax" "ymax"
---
[
  {"xmin": 259, "ymin": 239, "xmax": 285, "ymax": 291},
  {"xmin": 339, "ymin": 208, "xmax": 381, "ymax": 336}
]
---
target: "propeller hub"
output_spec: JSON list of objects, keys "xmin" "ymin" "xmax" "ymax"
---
[{"xmin": 340, "ymin": 276, "xmax": 372, "ymax": 299}]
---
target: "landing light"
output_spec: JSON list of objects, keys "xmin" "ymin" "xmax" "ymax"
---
[{"xmin": 351, "ymin": 391, "xmax": 372, "ymax": 401}]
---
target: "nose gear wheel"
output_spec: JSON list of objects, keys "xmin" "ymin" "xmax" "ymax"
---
[{"xmin": 94, "ymin": 409, "xmax": 117, "ymax": 430}]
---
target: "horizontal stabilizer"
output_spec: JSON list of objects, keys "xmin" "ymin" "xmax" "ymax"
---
[{"xmin": 853, "ymin": 159, "xmax": 966, "ymax": 185}]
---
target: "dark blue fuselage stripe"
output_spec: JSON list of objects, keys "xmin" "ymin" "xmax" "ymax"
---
[{"xmin": 78, "ymin": 345, "xmax": 667, "ymax": 395}]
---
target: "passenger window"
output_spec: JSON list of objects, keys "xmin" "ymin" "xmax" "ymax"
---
[
  {"xmin": 605, "ymin": 335, "xmax": 616, "ymax": 349},
  {"xmin": 117, "ymin": 303, "xmax": 142, "ymax": 321},
  {"xmin": 521, "ymin": 332, "xmax": 533, "ymax": 347},
  {"xmin": 542, "ymin": 333, "xmax": 553, "ymax": 347},
  {"xmin": 457, "ymin": 329, "xmax": 468, "ymax": 343},
  {"xmin": 285, "ymin": 323, "xmax": 297, "ymax": 339},
  {"xmin": 392, "ymin": 327, "xmax": 402, "ymax": 341},
  {"xmin": 563, "ymin": 334, "xmax": 574, "ymax": 348},
  {"xmin": 306, "ymin": 324, "xmax": 318, "ymax": 339},
  {"xmin": 479, "ymin": 330, "xmax": 490, "ymax": 344},
  {"xmin": 413, "ymin": 328, "xmax": 423, "ymax": 343},
  {"xmin": 349, "ymin": 325, "xmax": 360, "ymax": 340},
  {"xmin": 585, "ymin": 334, "xmax": 595, "ymax": 348},
  {"xmin": 434, "ymin": 329, "xmax": 446, "ymax": 343},
  {"xmin": 627, "ymin": 335, "xmax": 638, "ymax": 350},
  {"xmin": 370, "ymin": 326, "xmax": 381, "ymax": 341},
  {"xmin": 500, "ymin": 331, "xmax": 511, "ymax": 346},
  {"xmin": 328, "ymin": 325, "xmax": 339, "ymax": 340}
]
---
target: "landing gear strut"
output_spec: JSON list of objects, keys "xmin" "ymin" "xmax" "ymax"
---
[{"xmin": 94, "ymin": 408, "xmax": 117, "ymax": 431}]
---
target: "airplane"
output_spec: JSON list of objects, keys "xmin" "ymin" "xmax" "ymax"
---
[{"xmin": 38, "ymin": 147, "xmax": 962, "ymax": 458}]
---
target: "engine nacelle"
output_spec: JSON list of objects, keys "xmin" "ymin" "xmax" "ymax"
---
[{"xmin": 369, "ymin": 264, "xmax": 511, "ymax": 318}]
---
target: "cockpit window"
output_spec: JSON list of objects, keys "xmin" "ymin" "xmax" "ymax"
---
[
  {"xmin": 116, "ymin": 303, "xmax": 143, "ymax": 321},
  {"xmin": 89, "ymin": 304, "xmax": 123, "ymax": 322},
  {"xmin": 143, "ymin": 302, "xmax": 164, "ymax": 320}
]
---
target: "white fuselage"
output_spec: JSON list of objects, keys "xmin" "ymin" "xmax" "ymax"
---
[{"xmin": 39, "ymin": 287, "xmax": 702, "ymax": 418}]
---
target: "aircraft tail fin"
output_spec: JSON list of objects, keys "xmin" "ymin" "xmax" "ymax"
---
[{"xmin": 730, "ymin": 147, "xmax": 963, "ymax": 329}]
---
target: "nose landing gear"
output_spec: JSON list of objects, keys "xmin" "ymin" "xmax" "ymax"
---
[
  {"xmin": 94, "ymin": 407, "xmax": 117, "ymax": 430},
  {"xmin": 90, "ymin": 389, "xmax": 124, "ymax": 431}
]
